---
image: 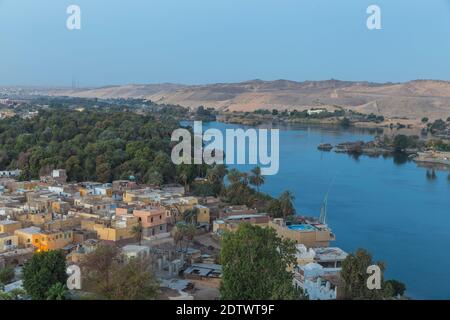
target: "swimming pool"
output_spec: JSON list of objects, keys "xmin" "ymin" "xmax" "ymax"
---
[{"xmin": 287, "ymin": 224, "xmax": 317, "ymax": 231}]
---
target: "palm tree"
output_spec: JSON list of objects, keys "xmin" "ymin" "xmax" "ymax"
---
[
  {"xmin": 227, "ymin": 168, "xmax": 242, "ymax": 185},
  {"xmin": 46, "ymin": 283, "xmax": 68, "ymax": 300},
  {"xmin": 279, "ymin": 190, "xmax": 296, "ymax": 219},
  {"xmin": 183, "ymin": 208, "xmax": 198, "ymax": 224},
  {"xmin": 173, "ymin": 225, "xmax": 184, "ymax": 251},
  {"xmin": 249, "ymin": 166, "xmax": 265, "ymax": 192},
  {"xmin": 184, "ymin": 223, "xmax": 197, "ymax": 253},
  {"xmin": 131, "ymin": 221, "xmax": 143, "ymax": 245}
]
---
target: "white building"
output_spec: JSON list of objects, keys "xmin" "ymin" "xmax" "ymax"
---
[
  {"xmin": 293, "ymin": 263, "xmax": 341, "ymax": 300},
  {"xmin": 122, "ymin": 245, "xmax": 150, "ymax": 260},
  {"xmin": 0, "ymin": 169, "xmax": 21, "ymax": 178}
]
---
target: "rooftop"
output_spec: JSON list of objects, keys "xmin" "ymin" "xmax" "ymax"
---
[
  {"xmin": 314, "ymin": 247, "xmax": 348, "ymax": 262},
  {"xmin": 225, "ymin": 214, "xmax": 267, "ymax": 221},
  {"xmin": 0, "ymin": 219, "xmax": 19, "ymax": 225},
  {"xmin": 16, "ymin": 226, "xmax": 41, "ymax": 234}
]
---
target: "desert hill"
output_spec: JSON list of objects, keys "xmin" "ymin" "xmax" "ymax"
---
[{"xmin": 47, "ymin": 79, "xmax": 450, "ymax": 120}]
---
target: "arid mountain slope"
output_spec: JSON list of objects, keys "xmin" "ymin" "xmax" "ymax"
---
[{"xmin": 48, "ymin": 79, "xmax": 450, "ymax": 120}]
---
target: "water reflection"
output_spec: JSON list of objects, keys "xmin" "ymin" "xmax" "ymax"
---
[
  {"xmin": 393, "ymin": 153, "xmax": 409, "ymax": 165},
  {"xmin": 426, "ymin": 169, "xmax": 437, "ymax": 181}
]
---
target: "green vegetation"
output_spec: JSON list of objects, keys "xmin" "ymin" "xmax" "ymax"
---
[
  {"xmin": 190, "ymin": 164, "xmax": 228, "ymax": 197},
  {"xmin": 427, "ymin": 139, "xmax": 450, "ymax": 151},
  {"xmin": 220, "ymin": 224, "xmax": 303, "ymax": 300},
  {"xmin": 0, "ymin": 107, "xmax": 205, "ymax": 183},
  {"xmin": 222, "ymin": 167, "xmax": 296, "ymax": 219},
  {"xmin": 195, "ymin": 106, "xmax": 216, "ymax": 121},
  {"xmin": 340, "ymin": 117, "xmax": 351, "ymax": 128},
  {"xmin": 23, "ymin": 250, "xmax": 68, "ymax": 300},
  {"xmin": 429, "ymin": 119, "xmax": 447, "ymax": 133},
  {"xmin": 249, "ymin": 166, "xmax": 265, "ymax": 192},
  {"xmin": 341, "ymin": 248, "xmax": 406, "ymax": 300},
  {"xmin": 0, "ymin": 266, "xmax": 15, "ymax": 286},
  {"xmin": 46, "ymin": 282, "xmax": 69, "ymax": 300},
  {"xmin": 131, "ymin": 221, "xmax": 144, "ymax": 246},
  {"xmin": 173, "ymin": 223, "xmax": 197, "ymax": 253},
  {"xmin": 0, "ymin": 288, "xmax": 26, "ymax": 300},
  {"xmin": 80, "ymin": 244, "xmax": 159, "ymax": 300}
]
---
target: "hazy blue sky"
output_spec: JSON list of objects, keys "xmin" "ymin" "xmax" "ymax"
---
[{"xmin": 0, "ymin": 0, "xmax": 449, "ymax": 86}]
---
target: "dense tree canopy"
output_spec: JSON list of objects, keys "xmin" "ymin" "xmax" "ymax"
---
[
  {"xmin": 0, "ymin": 108, "xmax": 182, "ymax": 183},
  {"xmin": 80, "ymin": 244, "xmax": 159, "ymax": 300},
  {"xmin": 22, "ymin": 250, "xmax": 68, "ymax": 300},
  {"xmin": 220, "ymin": 224, "xmax": 302, "ymax": 300},
  {"xmin": 341, "ymin": 248, "xmax": 406, "ymax": 300}
]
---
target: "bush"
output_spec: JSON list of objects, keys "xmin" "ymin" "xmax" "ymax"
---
[{"xmin": 0, "ymin": 266, "xmax": 15, "ymax": 285}]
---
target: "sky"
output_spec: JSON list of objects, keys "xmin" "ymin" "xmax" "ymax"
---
[{"xmin": 0, "ymin": 0, "xmax": 449, "ymax": 86}]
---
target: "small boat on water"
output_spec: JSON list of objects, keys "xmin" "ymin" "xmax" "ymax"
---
[{"xmin": 317, "ymin": 143, "xmax": 333, "ymax": 151}]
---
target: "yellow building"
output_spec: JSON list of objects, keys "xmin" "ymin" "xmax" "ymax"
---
[
  {"xmin": 0, "ymin": 220, "xmax": 22, "ymax": 234},
  {"xmin": 14, "ymin": 226, "xmax": 42, "ymax": 248},
  {"xmin": 42, "ymin": 216, "xmax": 81, "ymax": 231},
  {"xmin": 15, "ymin": 212, "xmax": 53, "ymax": 226},
  {"xmin": 268, "ymin": 219, "xmax": 335, "ymax": 248},
  {"xmin": 81, "ymin": 215, "xmax": 138, "ymax": 242},
  {"xmin": 51, "ymin": 201, "xmax": 71, "ymax": 214},
  {"xmin": 37, "ymin": 230, "xmax": 73, "ymax": 251},
  {"xmin": 14, "ymin": 226, "xmax": 73, "ymax": 251},
  {"xmin": 0, "ymin": 233, "xmax": 19, "ymax": 252},
  {"xmin": 195, "ymin": 205, "xmax": 210, "ymax": 224}
]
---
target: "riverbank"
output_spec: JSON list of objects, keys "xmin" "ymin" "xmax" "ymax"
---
[
  {"xmin": 215, "ymin": 112, "xmax": 429, "ymax": 131},
  {"xmin": 203, "ymin": 121, "xmax": 450, "ymax": 299}
]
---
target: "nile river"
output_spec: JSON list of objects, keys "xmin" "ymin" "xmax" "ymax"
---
[{"xmin": 200, "ymin": 121, "xmax": 450, "ymax": 299}]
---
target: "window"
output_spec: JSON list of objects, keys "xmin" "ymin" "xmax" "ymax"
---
[
  {"xmin": 6, "ymin": 239, "xmax": 12, "ymax": 246},
  {"xmin": 160, "ymin": 226, "xmax": 163, "ymax": 231}
]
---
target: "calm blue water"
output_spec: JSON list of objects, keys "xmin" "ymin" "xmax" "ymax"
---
[{"xmin": 195, "ymin": 121, "xmax": 450, "ymax": 299}]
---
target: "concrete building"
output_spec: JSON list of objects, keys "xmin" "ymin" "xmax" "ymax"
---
[
  {"xmin": 295, "ymin": 244, "xmax": 348, "ymax": 268},
  {"xmin": 0, "ymin": 233, "xmax": 19, "ymax": 252},
  {"xmin": 293, "ymin": 262, "xmax": 342, "ymax": 300},
  {"xmin": 195, "ymin": 205, "xmax": 210, "ymax": 224},
  {"xmin": 0, "ymin": 220, "xmax": 22, "ymax": 234},
  {"xmin": 14, "ymin": 226, "xmax": 73, "ymax": 251},
  {"xmin": 213, "ymin": 214, "xmax": 270, "ymax": 234},
  {"xmin": 122, "ymin": 245, "xmax": 150, "ymax": 260},
  {"xmin": 269, "ymin": 218, "xmax": 335, "ymax": 248},
  {"xmin": 133, "ymin": 206, "xmax": 168, "ymax": 237},
  {"xmin": 14, "ymin": 226, "xmax": 42, "ymax": 247}
]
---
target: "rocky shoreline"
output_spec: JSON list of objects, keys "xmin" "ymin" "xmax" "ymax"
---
[{"xmin": 317, "ymin": 140, "xmax": 450, "ymax": 169}]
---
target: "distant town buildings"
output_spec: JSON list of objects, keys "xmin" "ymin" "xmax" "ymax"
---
[{"xmin": 0, "ymin": 169, "xmax": 349, "ymax": 300}]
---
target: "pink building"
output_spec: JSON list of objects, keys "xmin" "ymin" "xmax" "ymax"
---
[{"xmin": 133, "ymin": 207, "xmax": 167, "ymax": 237}]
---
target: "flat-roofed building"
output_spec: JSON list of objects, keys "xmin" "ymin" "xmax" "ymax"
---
[
  {"xmin": 0, "ymin": 233, "xmax": 19, "ymax": 252},
  {"xmin": 213, "ymin": 214, "xmax": 270, "ymax": 234},
  {"xmin": 0, "ymin": 220, "xmax": 22, "ymax": 234},
  {"xmin": 269, "ymin": 219, "xmax": 335, "ymax": 248},
  {"xmin": 14, "ymin": 226, "xmax": 42, "ymax": 247},
  {"xmin": 195, "ymin": 205, "xmax": 210, "ymax": 224},
  {"xmin": 133, "ymin": 206, "xmax": 167, "ymax": 237},
  {"xmin": 122, "ymin": 245, "xmax": 150, "ymax": 260},
  {"xmin": 36, "ymin": 230, "xmax": 74, "ymax": 251}
]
